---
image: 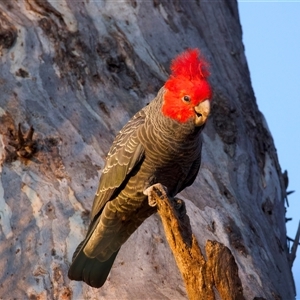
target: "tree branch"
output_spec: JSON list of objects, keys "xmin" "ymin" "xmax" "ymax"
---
[
  {"xmin": 288, "ymin": 221, "xmax": 300, "ymax": 268},
  {"xmin": 146, "ymin": 183, "xmax": 245, "ymax": 300}
]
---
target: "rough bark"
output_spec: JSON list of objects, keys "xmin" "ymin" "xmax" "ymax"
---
[
  {"xmin": 0, "ymin": 0, "xmax": 295, "ymax": 299},
  {"xmin": 147, "ymin": 184, "xmax": 244, "ymax": 300}
]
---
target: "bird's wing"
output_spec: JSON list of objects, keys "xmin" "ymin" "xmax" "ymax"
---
[
  {"xmin": 177, "ymin": 149, "xmax": 201, "ymax": 194},
  {"xmin": 90, "ymin": 110, "xmax": 146, "ymax": 220}
]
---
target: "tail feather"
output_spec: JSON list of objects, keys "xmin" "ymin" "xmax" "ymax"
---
[{"xmin": 68, "ymin": 240, "xmax": 119, "ymax": 288}]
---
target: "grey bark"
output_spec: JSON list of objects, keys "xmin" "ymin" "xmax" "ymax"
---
[{"xmin": 0, "ymin": 0, "xmax": 295, "ymax": 299}]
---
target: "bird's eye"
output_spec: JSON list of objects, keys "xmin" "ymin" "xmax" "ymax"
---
[{"xmin": 183, "ymin": 95, "xmax": 191, "ymax": 102}]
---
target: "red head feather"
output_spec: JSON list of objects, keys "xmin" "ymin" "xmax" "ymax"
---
[
  {"xmin": 162, "ymin": 49, "xmax": 212, "ymax": 123},
  {"xmin": 168, "ymin": 48, "xmax": 210, "ymax": 80}
]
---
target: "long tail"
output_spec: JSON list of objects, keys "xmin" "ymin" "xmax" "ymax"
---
[{"xmin": 68, "ymin": 240, "xmax": 119, "ymax": 288}]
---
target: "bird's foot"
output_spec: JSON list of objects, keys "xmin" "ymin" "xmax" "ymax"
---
[{"xmin": 143, "ymin": 183, "xmax": 168, "ymax": 207}]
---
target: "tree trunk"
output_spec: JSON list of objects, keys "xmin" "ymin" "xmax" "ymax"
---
[{"xmin": 0, "ymin": 1, "xmax": 295, "ymax": 299}]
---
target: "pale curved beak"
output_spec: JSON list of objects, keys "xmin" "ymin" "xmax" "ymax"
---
[{"xmin": 194, "ymin": 99, "xmax": 211, "ymax": 127}]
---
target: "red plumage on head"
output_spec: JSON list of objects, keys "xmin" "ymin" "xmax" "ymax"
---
[
  {"xmin": 169, "ymin": 48, "xmax": 210, "ymax": 80},
  {"xmin": 162, "ymin": 49, "xmax": 212, "ymax": 123}
]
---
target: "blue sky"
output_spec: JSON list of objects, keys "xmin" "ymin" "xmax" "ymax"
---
[{"xmin": 238, "ymin": 2, "xmax": 300, "ymax": 297}]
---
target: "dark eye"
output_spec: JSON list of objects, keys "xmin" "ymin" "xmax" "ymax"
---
[{"xmin": 183, "ymin": 95, "xmax": 191, "ymax": 102}]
